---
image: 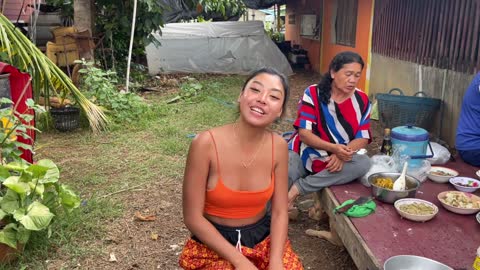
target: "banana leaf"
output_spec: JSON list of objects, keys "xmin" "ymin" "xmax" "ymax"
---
[{"xmin": 0, "ymin": 14, "xmax": 108, "ymax": 132}]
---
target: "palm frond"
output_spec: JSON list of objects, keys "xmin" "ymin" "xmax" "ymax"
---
[{"xmin": 0, "ymin": 14, "xmax": 108, "ymax": 132}]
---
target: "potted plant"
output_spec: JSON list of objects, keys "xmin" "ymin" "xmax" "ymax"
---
[
  {"xmin": 47, "ymin": 93, "xmax": 81, "ymax": 132},
  {"xmin": 0, "ymin": 98, "xmax": 81, "ymax": 261}
]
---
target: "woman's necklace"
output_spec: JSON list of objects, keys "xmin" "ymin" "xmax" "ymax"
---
[{"xmin": 233, "ymin": 123, "xmax": 266, "ymax": 168}]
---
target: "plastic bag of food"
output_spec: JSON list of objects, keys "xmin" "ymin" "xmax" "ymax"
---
[
  {"xmin": 427, "ymin": 142, "xmax": 451, "ymax": 165},
  {"xmin": 359, "ymin": 155, "xmax": 396, "ymax": 187},
  {"xmin": 392, "ymin": 153, "xmax": 431, "ymax": 183},
  {"xmin": 406, "ymin": 160, "xmax": 431, "ymax": 183}
]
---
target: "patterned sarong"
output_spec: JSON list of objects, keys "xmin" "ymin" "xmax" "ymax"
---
[{"xmin": 179, "ymin": 236, "xmax": 303, "ymax": 269}]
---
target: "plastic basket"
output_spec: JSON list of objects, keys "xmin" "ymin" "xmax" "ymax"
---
[
  {"xmin": 50, "ymin": 107, "xmax": 80, "ymax": 132},
  {"xmin": 376, "ymin": 88, "xmax": 441, "ymax": 131}
]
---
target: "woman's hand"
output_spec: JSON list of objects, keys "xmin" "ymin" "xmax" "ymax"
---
[
  {"xmin": 331, "ymin": 144, "xmax": 353, "ymax": 161},
  {"xmin": 326, "ymin": 154, "xmax": 344, "ymax": 172},
  {"xmin": 268, "ymin": 258, "xmax": 284, "ymax": 270}
]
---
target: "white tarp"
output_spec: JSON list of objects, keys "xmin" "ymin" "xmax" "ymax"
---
[{"xmin": 145, "ymin": 21, "xmax": 293, "ymax": 76}]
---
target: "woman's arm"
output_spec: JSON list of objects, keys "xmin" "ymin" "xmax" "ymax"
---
[
  {"xmin": 347, "ymin": 138, "xmax": 369, "ymax": 151},
  {"xmin": 298, "ymin": 128, "xmax": 353, "ymax": 160},
  {"xmin": 183, "ymin": 132, "xmax": 255, "ymax": 269},
  {"xmin": 268, "ymin": 136, "xmax": 289, "ymax": 269}
]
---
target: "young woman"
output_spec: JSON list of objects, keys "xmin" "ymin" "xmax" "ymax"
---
[
  {"xmin": 288, "ymin": 51, "xmax": 372, "ymax": 211},
  {"xmin": 179, "ymin": 68, "xmax": 303, "ymax": 269}
]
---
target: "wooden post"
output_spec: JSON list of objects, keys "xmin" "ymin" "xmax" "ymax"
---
[{"xmin": 305, "ymin": 190, "xmax": 344, "ymax": 247}]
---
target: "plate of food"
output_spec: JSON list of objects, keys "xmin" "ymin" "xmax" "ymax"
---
[
  {"xmin": 437, "ymin": 191, "xmax": 480, "ymax": 215},
  {"xmin": 394, "ymin": 198, "xmax": 438, "ymax": 222},
  {"xmin": 427, "ymin": 166, "xmax": 459, "ymax": 183},
  {"xmin": 449, "ymin": 177, "xmax": 480, "ymax": 193}
]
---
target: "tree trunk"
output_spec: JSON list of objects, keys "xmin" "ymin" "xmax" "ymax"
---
[
  {"xmin": 73, "ymin": 0, "xmax": 95, "ymax": 61},
  {"xmin": 74, "ymin": 0, "xmax": 95, "ymax": 34}
]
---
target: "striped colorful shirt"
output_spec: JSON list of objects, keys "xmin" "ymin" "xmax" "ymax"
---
[{"xmin": 288, "ymin": 84, "xmax": 372, "ymax": 173}]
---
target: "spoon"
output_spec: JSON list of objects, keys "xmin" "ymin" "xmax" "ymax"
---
[
  {"xmin": 354, "ymin": 148, "xmax": 367, "ymax": 155},
  {"xmin": 393, "ymin": 162, "xmax": 408, "ymax": 191}
]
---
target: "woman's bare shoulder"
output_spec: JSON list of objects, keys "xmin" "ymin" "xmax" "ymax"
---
[
  {"xmin": 191, "ymin": 125, "xmax": 229, "ymax": 148},
  {"xmin": 272, "ymin": 132, "xmax": 288, "ymax": 160},
  {"xmin": 272, "ymin": 132, "xmax": 287, "ymax": 147},
  {"xmin": 189, "ymin": 130, "xmax": 214, "ymax": 153}
]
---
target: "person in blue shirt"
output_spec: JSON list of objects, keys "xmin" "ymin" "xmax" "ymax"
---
[{"xmin": 456, "ymin": 72, "xmax": 480, "ymax": 167}]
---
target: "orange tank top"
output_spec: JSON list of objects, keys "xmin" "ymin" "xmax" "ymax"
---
[{"xmin": 203, "ymin": 131, "xmax": 275, "ymax": 219}]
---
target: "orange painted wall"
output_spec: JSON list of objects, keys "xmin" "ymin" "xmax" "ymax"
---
[
  {"xmin": 321, "ymin": 0, "xmax": 373, "ymax": 92},
  {"xmin": 285, "ymin": 0, "xmax": 322, "ymax": 72}
]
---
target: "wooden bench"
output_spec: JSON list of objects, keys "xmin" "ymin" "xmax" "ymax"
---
[{"xmin": 307, "ymin": 158, "xmax": 480, "ymax": 270}]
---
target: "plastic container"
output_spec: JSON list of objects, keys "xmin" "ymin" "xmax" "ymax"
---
[{"xmin": 391, "ymin": 125, "xmax": 433, "ymax": 168}]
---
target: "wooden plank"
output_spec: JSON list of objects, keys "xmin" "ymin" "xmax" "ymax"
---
[
  {"xmin": 318, "ymin": 188, "xmax": 382, "ymax": 270},
  {"xmin": 327, "ymin": 158, "xmax": 480, "ymax": 269}
]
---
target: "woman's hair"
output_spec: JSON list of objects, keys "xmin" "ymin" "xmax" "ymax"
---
[
  {"xmin": 317, "ymin": 51, "xmax": 364, "ymax": 104},
  {"xmin": 241, "ymin": 67, "xmax": 290, "ymax": 117}
]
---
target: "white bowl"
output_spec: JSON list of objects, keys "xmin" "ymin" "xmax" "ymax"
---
[
  {"xmin": 477, "ymin": 212, "xmax": 480, "ymax": 224},
  {"xmin": 449, "ymin": 177, "xmax": 480, "ymax": 193},
  {"xmin": 437, "ymin": 191, "xmax": 480, "ymax": 215},
  {"xmin": 427, "ymin": 166, "xmax": 459, "ymax": 183},
  {"xmin": 476, "ymin": 170, "xmax": 480, "ymax": 179},
  {"xmin": 394, "ymin": 198, "xmax": 438, "ymax": 222}
]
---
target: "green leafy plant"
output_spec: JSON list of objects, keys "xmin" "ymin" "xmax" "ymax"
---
[
  {"xmin": 0, "ymin": 160, "xmax": 81, "ymax": 249},
  {"xmin": 78, "ymin": 61, "xmax": 149, "ymax": 124},
  {"xmin": 0, "ymin": 100, "xmax": 81, "ymax": 250},
  {"xmin": 270, "ymin": 31, "xmax": 285, "ymax": 43},
  {"xmin": 166, "ymin": 79, "xmax": 203, "ymax": 104},
  {"xmin": 197, "ymin": 0, "xmax": 246, "ymax": 20},
  {"xmin": 0, "ymin": 98, "xmax": 43, "ymax": 162}
]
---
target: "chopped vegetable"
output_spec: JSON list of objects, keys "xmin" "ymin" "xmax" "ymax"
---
[
  {"xmin": 373, "ymin": 177, "xmax": 394, "ymax": 190},
  {"xmin": 399, "ymin": 203, "xmax": 435, "ymax": 215},
  {"xmin": 441, "ymin": 192, "xmax": 480, "ymax": 209}
]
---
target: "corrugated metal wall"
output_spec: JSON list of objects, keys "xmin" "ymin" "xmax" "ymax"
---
[{"xmin": 372, "ymin": 0, "xmax": 480, "ymax": 74}]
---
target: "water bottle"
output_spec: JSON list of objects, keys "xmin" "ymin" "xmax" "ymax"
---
[{"xmin": 380, "ymin": 128, "xmax": 393, "ymax": 156}]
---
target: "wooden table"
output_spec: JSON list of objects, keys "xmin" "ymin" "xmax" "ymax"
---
[{"xmin": 316, "ymin": 160, "xmax": 480, "ymax": 270}]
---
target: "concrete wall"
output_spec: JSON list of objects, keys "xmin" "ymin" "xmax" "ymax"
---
[
  {"xmin": 369, "ymin": 53, "xmax": 475, "ymax": 147},
  {"xmin": 285, "ymin": 0, "xmax": 322, "ymax": 72},
  {"xmin": 285, "ymin": 0, "xmax": 374, "ymax": 91},
  {"xmin": 321, "ymin": 0, "xmax": 373, "ymax": 93}
]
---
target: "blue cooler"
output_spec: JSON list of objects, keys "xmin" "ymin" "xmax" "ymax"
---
[{"xmin": 391, "ymin": 125, "xmax": 433, "ymax": 168}]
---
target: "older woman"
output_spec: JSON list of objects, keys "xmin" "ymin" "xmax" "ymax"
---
[{"xmin": 288, "ymin": 51, "xmax": 372, "ymax": 211}]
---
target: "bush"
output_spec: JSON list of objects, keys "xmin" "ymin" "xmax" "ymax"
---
[{"xmin": 78, "ymin": 61, "xmax": 150, "ymax": 124}]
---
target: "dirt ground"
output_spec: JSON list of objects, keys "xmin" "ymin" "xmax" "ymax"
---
[{"xmin": 44, "ymin": 70, "xmax": 384, "ymax": 270}]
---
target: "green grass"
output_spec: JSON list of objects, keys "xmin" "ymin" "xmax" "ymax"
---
[{"xmin": 0, "ymin": 74, "xmax": 246, "ymax": 269}]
